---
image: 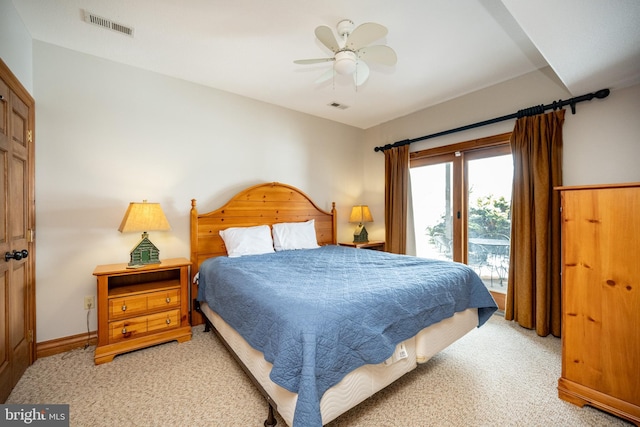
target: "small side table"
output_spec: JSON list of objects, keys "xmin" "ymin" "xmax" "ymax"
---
[
  {"xmin": 93, "ymin": 257, "xmax": 192, "ymax": 364},
  {"xmin": 339, "ymin": 240, "xmax": 385, "ymax": 251}
]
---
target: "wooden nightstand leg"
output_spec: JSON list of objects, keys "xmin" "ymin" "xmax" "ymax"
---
[{"xmin": 94, "ymin": 351, "xmax": 116, "ymax": 365}]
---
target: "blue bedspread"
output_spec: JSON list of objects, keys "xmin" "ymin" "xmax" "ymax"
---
[{"xmin": 197, "ymin": 245, "xmax": 497, "ymax": 426}]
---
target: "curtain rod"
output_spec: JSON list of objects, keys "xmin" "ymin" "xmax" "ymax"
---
[{"xmin": 373, "ymin": 88, "xmax": 610, "ymax": 152}]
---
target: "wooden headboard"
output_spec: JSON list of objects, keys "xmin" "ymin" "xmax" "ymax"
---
[{"xmin": 190, "ymin": 181, "xmax": 336, "ymax": 272}]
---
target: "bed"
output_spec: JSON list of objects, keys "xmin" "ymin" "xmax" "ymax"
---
[{"xmin": 190, "ymin": 182, "xmax": 497, "ymax": 427}]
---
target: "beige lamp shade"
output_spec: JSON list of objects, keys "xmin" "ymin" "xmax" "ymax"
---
[
  {"xmin": 118, "ymin": 201, "xmax": 171, "ymax": 233},
  {"xmin": 349, "ymin": 205, "xmax": 373, "ymax": 224}
]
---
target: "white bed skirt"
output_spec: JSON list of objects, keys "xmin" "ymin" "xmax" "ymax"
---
[{"xmin": 199, "ymin": 303, "xmax": 478, "ymax": 426}]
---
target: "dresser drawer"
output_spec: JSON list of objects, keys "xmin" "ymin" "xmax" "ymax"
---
[
  {"xmin": 109, "ymin": 288, "xmax": 180, "ymax": 320},
  {"xmin": 109, "ymin": 309, "xmax": 180, "ymax": 342}
]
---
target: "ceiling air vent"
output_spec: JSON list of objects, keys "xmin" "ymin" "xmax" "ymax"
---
[
  {"xmin": 83, "ymin": 10, "xmax": 134, "ymax": 37},
  {"xmin": 328, "ymin": 102, "xmax": 349, "ymax": 110}
]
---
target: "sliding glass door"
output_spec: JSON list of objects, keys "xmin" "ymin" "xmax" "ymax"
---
[
  {"xmin": 410, "ymin": 134, "xmax": 512, "ymax": 300},
  {"xmin": 465, "ymin": 150, "xmax": 512, "ymax": 292},
  {"xmin": 411, "ymin": 157, "xmax": 454, "ymax": 261}
]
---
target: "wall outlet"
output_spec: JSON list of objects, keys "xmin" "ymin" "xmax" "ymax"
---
[{"xmin": 84, "ymin": 295, "xmax": 95, "ymax": 310}]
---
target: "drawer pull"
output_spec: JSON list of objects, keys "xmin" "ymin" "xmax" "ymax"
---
[
  {"xmin": 121, "ymin": 327, "xmax": 127, "ymax": 334},
  {"xmin": 121, "ymin": 304, "xmax": 127, "ymax": 311},
  {"xmin": 166, "ymin": 318, "xmax": 171, "ymax": 325},
  {"xmin": 166, "ymin": 297, "xmax": 171, "ymax": 303}
]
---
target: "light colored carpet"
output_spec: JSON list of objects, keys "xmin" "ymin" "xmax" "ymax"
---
[{"xmin": 8, "ymin": 315, "xmax": 632, "ymax": 426}]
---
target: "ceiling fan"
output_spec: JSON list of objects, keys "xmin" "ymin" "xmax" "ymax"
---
[{"xmin": 294, "ymin": 19, "xmax": 397, "ymax": 86}]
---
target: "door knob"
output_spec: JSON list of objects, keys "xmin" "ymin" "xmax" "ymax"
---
[{"xmin": 4, "ymin": 249, "xmax": 28, "ymax": 262}]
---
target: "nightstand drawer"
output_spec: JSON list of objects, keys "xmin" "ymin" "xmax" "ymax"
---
[
  {"xmin": 147, "ymin": 289, "xmax": 180, "ymax": 311},
  {"xmin": 109, "ymin": 294, "xmax": 147, "ymax": 319},
  {"xmin": 109, "ymin": 309, "xmax": 180, "ymax": 342},
  {"xmin": 109, "ymin": 288, "xmax": 180, "ymax": 319}
]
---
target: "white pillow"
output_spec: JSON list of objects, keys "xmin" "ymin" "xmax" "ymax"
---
[
  {"xmin": 219, "ymin": 225, "xmax": 275, "ymax": 258},
  {"xmin": 272, "ymin": 220, "xmax": 320, "ymax": 251}
]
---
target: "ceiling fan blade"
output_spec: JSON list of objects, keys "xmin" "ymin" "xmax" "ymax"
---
[
  {"xmin": 354, "ymin": 61, "xmax": 370, "ymax": 86},
  {"xmin": 314, "ymin": 25, "xmax": 340, "ymax": 53},
  {"xmin": 294, "ymin": 58, "xmax": 334, "ymax": 65},
  {"xmin": 315, "ymin": 68, "xmax": 336, "ymax": 84},
  {"xmin": 357, "ymin": 45, "xmax": 397, "ymax": 66},
  {"xmin": 346, "ymin": 22, "xmax": 388, "ymax": 50}
]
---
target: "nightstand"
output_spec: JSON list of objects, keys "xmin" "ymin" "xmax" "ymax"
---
[
  {"xmin": 339, "ymin": 240, "xmax": 385, "ymax": 251},
  {"xmin": 93, "ymin": 257, "xmax": 192, "ymax": 364}
]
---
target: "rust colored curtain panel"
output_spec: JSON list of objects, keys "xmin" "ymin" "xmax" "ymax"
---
[
  {"xmin": 384, "ymin": 145, "xmax": 409, "ymax": 254},
  {"xmin": 506, "ymin": 110, "xmax": 565, "ymax": 337}
]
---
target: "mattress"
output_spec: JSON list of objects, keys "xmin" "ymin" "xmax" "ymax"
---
[
  {"xmin": 198, "ymin": 246, "xmax": 497, "ymax": 426},
  {"xmin": 200, "ymin": 302, "xmax": 479, "ymax": 426}
]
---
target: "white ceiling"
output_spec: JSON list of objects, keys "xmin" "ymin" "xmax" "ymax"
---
[{"xmin": 11, "ymin": 0, "xmax": 640, "ymax": 129}]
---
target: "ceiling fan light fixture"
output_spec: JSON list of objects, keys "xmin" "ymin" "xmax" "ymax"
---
[
  {"xmin": 336, "ymin": 19, "xmax": 355, "ymax": 37},
  {"xmin": 334, "ymin": 51, "xmax": 357, "ymax": 75},
  {"xmin": 295, "ymin": 19, "xmax": 396, "ymax": 86}
]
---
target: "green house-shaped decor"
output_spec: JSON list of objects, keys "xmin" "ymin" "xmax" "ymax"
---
[
  {"xmin": 353, "ymin": 224, "xmax": 369, "ymax": 243},
  {"xmin": 128, "ymin": 232, "xmax": 161, "ymax": 267}
]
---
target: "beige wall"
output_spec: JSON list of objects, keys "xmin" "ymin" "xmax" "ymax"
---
[{"xmin": 0, "ymin": 0, "xmax": 33, "ymax": 91}]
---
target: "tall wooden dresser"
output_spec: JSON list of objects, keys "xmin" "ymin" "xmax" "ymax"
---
[{"xmin": 557, "ymin": 183, "xmax": 640, "ymax": 425}]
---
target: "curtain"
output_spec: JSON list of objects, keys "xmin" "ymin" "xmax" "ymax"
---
[
  {"xmin": 506, "ymin": 109, "xmax": 565, "ymax": 337},
  {"xmin": 384, "ymin": 144, "xmax": 409, "ymax": 254}
]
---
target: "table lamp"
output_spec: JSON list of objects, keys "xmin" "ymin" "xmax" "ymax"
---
[
  {"xmin": 349, "ymin": 205, "xmax": 373, "ymax": 243},
  {"xmin": 118, "ymin": 200, "xmax": 171, "ymax": 267}
]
